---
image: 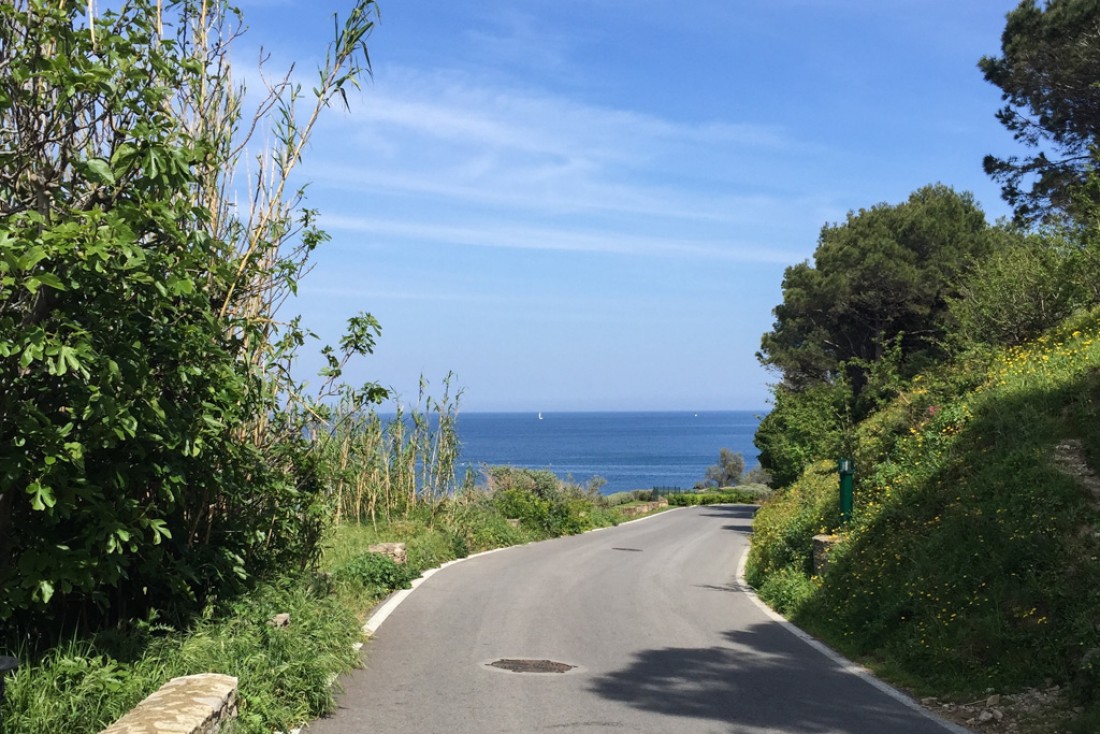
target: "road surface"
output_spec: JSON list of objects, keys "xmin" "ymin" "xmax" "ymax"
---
[{"xmin": 307, "ymin": 505, "xmax": 963, "ymax": 734}]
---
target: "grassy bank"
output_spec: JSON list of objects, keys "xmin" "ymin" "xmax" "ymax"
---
[{"xmin": 746, "ymin": 310, "xmax": 1100, "ymax": 731}]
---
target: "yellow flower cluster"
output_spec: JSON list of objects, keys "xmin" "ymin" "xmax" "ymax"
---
[{"xmin": 986, "ymin": 322, "xmax": 1100, "ymax": 392}]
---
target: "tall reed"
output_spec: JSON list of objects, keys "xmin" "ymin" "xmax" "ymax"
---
[{"xmin": 320, "ymin": 374, "xmax": 463, "ymax": 527}]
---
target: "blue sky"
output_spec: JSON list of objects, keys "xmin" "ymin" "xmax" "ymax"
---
[{"xmin": 236, "ymin": 0, "xmax": 1018, "ymax": 412}]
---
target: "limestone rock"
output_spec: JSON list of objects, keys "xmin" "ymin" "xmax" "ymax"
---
[
  {"xmin": 99, "ymin": 674, "xmax": 237, "ymax": 734},
  {"xmin": 368, "ymin": 542, "xmax": 407, "ymax": 565}
]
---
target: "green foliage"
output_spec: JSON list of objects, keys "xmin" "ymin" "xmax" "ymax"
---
[
  {"xmin": 756, "ymin": 567, "xmax": 817, "ymax": 617},
  {"xmin": 486, "ymin": 467, "xmax": 602, "ymax": 537},
  {"xmin": 701, "ymin": 448, "xmax": 744, "ymax": 488},
  {"xmin": 754, "ymin": 380, "xmax": 851, "ymax": 487},
  {"xmin": 980, "ymin": 0, "xmax": 1100, "ymax": 222},
  {"xmin": 666, "ymin": 487, "xmax": 772, "ymax": 506},
  {"xmin": 949, "ymin": 228, "xmax": 1090, "ymax": 348},
  {"xmin": 445, "ymin": 497, "xmax": 532, "ymax": 551},
  {"xmin": 333, "ymin": 553, "xmax": 416, "ymax": 595},
  {"xmin": 603, "ymin": 491, "xmax": 640, "ymax": 507},
  {"xmin": 748, "ymin": 313, "xmax": 1100, "ymax": 705},
  {"xmin": 744, "ymin": 462, "xmax": 839, "ymax": 586},
  {"xmin": 759, "ymin": 184, "xmax": 994, "ymax": 392},
  {"xmin": 2, "ymin": 578, "xmax": 362, "ymax": 734},
  {"xmin": 0, "ymin": 0, "xmax": 382, "ymax": 632}
]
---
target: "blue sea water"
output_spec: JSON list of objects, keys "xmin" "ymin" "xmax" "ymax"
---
[{"xmin": 454, "ymin": 411, "xmax": 765, "ymax": 494}]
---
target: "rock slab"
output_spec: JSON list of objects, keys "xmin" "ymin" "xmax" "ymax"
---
[
  {"xmin": 99, "ymin": 673, "xmax": 238, "ymax": 734},
  {"xmin": 369, "ymin": 542, "xmax": 408, "ymax": 565}
]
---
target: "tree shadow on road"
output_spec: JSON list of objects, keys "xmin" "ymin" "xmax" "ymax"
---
[
  {"xmin": 697, "ymin": 504, "xmax": 756, "ymax": 536},
  {"xmin": 588, "ymin": 623, "xmax": 947, "ymax": 733}
]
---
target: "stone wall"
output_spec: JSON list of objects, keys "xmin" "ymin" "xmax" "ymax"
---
[
  {"xmin": 618, "ymin": 498, "xmax": 669, "ymax": 518},
  {"xmin": 99, "ymin": 674, "xmax": 238, "ymax": 734}
]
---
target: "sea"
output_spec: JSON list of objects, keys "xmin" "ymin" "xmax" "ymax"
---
[{"xmin": 453, "ymin": 410, "xmax": 765, "ymax": 494}]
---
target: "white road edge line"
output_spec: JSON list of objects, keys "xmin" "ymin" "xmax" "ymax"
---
[
  {"xmin": 362, "ymin": 506, "xmax": 683, "ymax": 636},
  {"xmin": 734, "ymin": 545, "xmax": 972, "ymax": 734}
]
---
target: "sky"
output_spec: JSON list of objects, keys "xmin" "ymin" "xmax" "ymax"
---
[{"xmin": 233, "ymin": 0, "xmax": 1020, "ymax": 412}]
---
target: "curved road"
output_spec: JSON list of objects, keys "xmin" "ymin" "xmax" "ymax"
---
[{"xmin": 307, "ymin": 505, "xmax": 963, "ymax": 734}]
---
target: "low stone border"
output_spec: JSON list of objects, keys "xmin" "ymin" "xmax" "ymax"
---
[
  {"xmin": 617, "ymin": 498, "xmax": 669, "ymax": 517},
  {"xmin": 99, "ymin": 673, "xmax": 238, "ymax": 734}
]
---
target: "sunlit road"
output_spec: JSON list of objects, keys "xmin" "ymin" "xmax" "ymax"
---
[{"xmin": 306, "ymin": 505, "xmax": 962, "ymax": 734}]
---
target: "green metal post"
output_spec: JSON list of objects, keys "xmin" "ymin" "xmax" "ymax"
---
[{"xmin": 838, "ymin": 458, "xmax": 855, "ymax": 523}]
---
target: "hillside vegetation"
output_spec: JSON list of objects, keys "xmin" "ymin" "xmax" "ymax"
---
[
  {"xmin": 748, "ymin": 311, "xmax": 1100, "ymax": 702},
  {"xmin": 747, "ymin": 3, "xmax": 1100, "ymax": 729}
]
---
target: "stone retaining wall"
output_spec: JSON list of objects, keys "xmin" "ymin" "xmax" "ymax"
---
[
  {"xmin": 618, "ymin": 498, "xmax": 669, "ymax": 518},
  {"xmin": 99, "ymin": 674, "xmax": 238, "ymax": 734}
]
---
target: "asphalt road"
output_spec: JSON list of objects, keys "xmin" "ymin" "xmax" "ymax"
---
[{"xmin": 306, "ymin": 505, "xmax": 963, "ymax": 734}]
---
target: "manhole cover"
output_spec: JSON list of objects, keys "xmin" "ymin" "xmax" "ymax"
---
[
  {"xmin": 487, "ymin": 658, "xmax": 576, "ymax": 674},
  {"xmin": 611, "ymin": 547, "xmax": 643, "ymax": 552}
]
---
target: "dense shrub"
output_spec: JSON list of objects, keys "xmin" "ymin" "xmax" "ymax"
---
[
  {"xmin": 603, "ymin": 491, "xmax": 639, "ymax": 507},
  {"xmin": 0, "ymin": 0, "xmax": 379, "ymax": 632},
  {"xmin": 744, "ymin": 462, "xmax": 841, "ymax": 586},
  {"xmin": 333, "ymin": 553, "xmax": 415, "ymax": 595},
  {"xmin": 444, "ymin": 496, "xmax": 533, "ymax": 551},
  {"xmin": 666, "ymin": 486, "xmax": 773, "ymax": 507},
  {"xmin": 754, "ymin": 380, "xmax": 851, "ymax": 487},
  {"xmin": 757, "ymin": 567, "xmax": 817, "ymax": 617},
  {"xmin": 486, "ymin": 467, "xmax": 603, "ymax": 537},
  {"xmin": 948, "ymin": 230, "xmax": 1089, "ymax": 348}
]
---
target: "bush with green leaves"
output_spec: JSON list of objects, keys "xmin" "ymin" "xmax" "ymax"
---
[
  {"xmin": 334, "ymin": 553, "xmax": 416, "ymax": 595},
  {"xmin": 744, "ymin": 462, "xmax": 841, "ymax": 586},
  {"xmin": 948, "ymin": 229, "xmax": 1089, "ymax": 349},
  {"xmin": 0, "ymin": 0, "xmax": 381, "ymax": 631},
  {"xmin": 666, "ymin": 487, "xmax": 772, "ymax": 507},
  {"xmin": 754, "ymin": 380, "xmax": 851, "ymax": 487},
  {"xmin": 486, "ymin": 466, "xmax": 603, "ymax": 537},
  {"xmin": 445, "ymin": 495, "xmax": 533, "ymax": 550}
]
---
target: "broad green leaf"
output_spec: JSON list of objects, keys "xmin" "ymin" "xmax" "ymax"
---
[
  {"xmin": 85, "ymin": 158, "xmax": 116, "ymax": 185},
  {"xmin": 27, "ymin": 481, "xmax": 56, "ymax": 511},
  {"xmin": 37, "ymin": 580, "xmax": 55, "ymax": 604}
]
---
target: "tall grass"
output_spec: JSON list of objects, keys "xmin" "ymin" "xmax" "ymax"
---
[
  {"xmin": 321, "ymin": 375, "xmax": 465, "ymax": 527},
  {"xmin": 2, "ymin": 579, "xmax": 362, "ymax": 734}
]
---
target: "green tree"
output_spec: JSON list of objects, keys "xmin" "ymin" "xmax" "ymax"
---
[
  {"xmin": 702, "ymin": 448, "xmax": 745, "ymax": 488},
  {"xmin": 0, "ymin": 0, "xmax": 381, "ymax": 628},
  {"xmin": 948, "ymin": 229, "xmax": 1088, "ymax": 348},
  {"xmin": 980, "ymin": 0, "xmax": 1100, "ymax": 223},
  {"xmin": 754, "ymin": 380, "xmax": 850, "ymax": 488},
  {"xmin": 758, "ymin": 184, "xmax": 993, "ymax": 396}
]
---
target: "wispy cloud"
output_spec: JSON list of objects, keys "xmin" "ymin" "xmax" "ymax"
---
[
  {"xmin": 339, "ymin": 68, "xmax": 796, "ymax": 162},
  {"xmin": 301, "ymin": 65, "xmax": 829, "ymax": 264},
  {"xmin": 319, "ymin": 213, "xmax": 801, "ymax": 264}
]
